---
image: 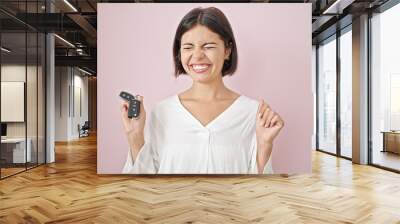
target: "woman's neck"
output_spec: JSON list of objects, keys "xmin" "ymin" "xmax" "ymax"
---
[{"xmin": 184, "ymin": 76, "xmax": 232, "ymax": 101}]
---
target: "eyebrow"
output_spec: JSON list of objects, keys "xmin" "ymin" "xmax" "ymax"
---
[{"xmin": 182, "ymin": 42, "xmax": 218, "ymax": 46}]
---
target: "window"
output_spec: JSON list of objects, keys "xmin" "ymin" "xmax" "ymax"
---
[
  {"xmin": 317, "ymin": 36, "xmax": 337, "ymax": 154},
  {"xmin": 371, "ymin": 2, "xmax": 400, "ymax": 171},
  {"xmin": 339, "ymin": 27, "xmax": 352, "ymax": 158}
]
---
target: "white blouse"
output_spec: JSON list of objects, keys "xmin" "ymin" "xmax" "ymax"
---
[{"xmin": 122, "ymin": 94, "xmax": 273, "ymax": 174}]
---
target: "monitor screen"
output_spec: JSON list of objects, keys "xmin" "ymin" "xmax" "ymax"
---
[{"xmin": 1, "ymin": 123, "xmax": 7, "ymax": 137}]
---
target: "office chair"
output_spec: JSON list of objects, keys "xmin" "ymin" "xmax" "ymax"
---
[{"xmin": 79, "ymin": 121, "xmax": 90, "ymax": 138}]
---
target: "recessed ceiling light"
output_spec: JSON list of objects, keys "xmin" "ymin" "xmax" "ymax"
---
[
  {"xmin": 54, "ymin": 34, "xmax": 75, "ymax": 48},
  {"xmin": 1, "ymin": 47, "xmax": 11, "ymax": 53},
  {"xmin": 322, "ymin": 0, "xmax": 354, "ymax": 15},
  {"xmin": 63, "ymin": 0, "xmax": 78, "ymax": 12},
  {"xmin": 78, "ymin": 67, "xmax": 93, "ymax": 76}
]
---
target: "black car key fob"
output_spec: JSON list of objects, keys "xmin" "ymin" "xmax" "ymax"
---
[{"xmin": 119, "ymin": 91, "xmax": 141, "ymax": 119}]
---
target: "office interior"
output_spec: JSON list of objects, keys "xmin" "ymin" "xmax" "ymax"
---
[
  {"xmin": 0, "ymin": 0, "xmax": 97, "ymax": 179},
  {"xmin": 0, "ymin": 0, "xmax": 399, "ymax": 222}
]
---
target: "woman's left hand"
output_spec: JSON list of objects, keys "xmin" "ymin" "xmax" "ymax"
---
[{"xmin": 256, "ymin": 99, "xmax": 284, "ymax": 147}]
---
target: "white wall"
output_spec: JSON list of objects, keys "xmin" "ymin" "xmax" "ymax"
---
[
  {"xmin": 55, "ymin": 66, "xmax": 69, "ymax": 141},
  {"xmin": 55, "ymin": 67, "xmax": 89, "ymax": 141},
  {"xmin": 1, "ymin": 82, "xmax": 25, "ymax": 122}
]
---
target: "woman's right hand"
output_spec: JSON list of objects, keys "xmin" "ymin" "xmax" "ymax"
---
[{"xmin": 120, "ymin": 95, "xmax": 146, "ymax": 160}]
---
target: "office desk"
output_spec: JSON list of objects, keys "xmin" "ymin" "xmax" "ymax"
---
[
  {"xmin": 1, "ymin": 138, "xmax": 32, "ymax": 163},
  {"xmin": 381, "ymin": 131, "xmax": 400, "ymax": 154}
]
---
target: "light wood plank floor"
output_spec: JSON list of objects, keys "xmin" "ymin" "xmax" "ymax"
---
[
  {"xmin": 0, "ymin": 134, "xmax": 400, "ymax": 223},
  {"xmin": 373, "ymin": 151, "xmax": 400, "ymax": 171},
  {"xmin": 0, "ymin": 167, "xmax": 26, "ymax": 178}
]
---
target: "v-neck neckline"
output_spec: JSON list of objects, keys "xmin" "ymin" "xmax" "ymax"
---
[{"xmin": 175, "ymin": 94, "xmax": 243, "ymax": 129}]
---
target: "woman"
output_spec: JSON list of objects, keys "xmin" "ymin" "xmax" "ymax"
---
[{"xmin": 121, "ymin": 7, "xmax": 284, "ymax": 174}]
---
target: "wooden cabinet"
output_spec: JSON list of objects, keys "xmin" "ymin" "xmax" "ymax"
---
[{"xmin": 382, "ymin": 131, "xmax": 400, "ymax": 154}]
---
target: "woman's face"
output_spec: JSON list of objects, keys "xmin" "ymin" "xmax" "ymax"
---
[{"xmin": 180, "ymin": 24, "xmax": 231, "ymax": 83}]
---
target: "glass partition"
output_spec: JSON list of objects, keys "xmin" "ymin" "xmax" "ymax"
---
[
  {"xmin": 371, "ymin": 3, "xmax": 400, "ymax": 171},
  {"xmin": 339, "ymin": 27, "xmax": 352, "ymax": 158},
  {"xmin": 317, "ymin": 35, "xmax": 337, "ymax": 155},
  {"xmin": 0, "ymin": 1, "xmax": 46, "ymax": 179},
  {"xmin": 1, "ymin": 31, "xmax": 28, "ymax": 177}
]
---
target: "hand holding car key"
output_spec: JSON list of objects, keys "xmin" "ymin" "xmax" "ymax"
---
[
  {"xmin": 120, "ymin": 91, "xmax": 146, "ymax": 159},
  {"xmin": 119, "ymin": 91, "xmax": 141, "ymax": 119}
]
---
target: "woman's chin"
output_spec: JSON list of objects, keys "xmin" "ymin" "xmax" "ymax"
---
[{"xmin": 189, "ymin": 73, "xmax": 214, "ymax": 83}]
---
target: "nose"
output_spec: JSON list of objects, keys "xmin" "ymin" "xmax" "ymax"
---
[{"xmin": 192, "ymin": 47, "xmax": 205, "ymax": 59}]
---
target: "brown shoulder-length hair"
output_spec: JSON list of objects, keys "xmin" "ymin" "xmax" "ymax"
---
[{"xmin": 173, "ymin": 7, "xmax": 238, "ymax": 77}]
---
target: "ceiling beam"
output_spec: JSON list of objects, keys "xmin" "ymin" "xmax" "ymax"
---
[{"xmin": 67, "ymin": 13, "xmax": 97, "ymax": 39}]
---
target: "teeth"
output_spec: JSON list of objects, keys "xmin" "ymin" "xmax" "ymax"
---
[
  {"xmin": 193, "ymin": 65, "xmax": 208, "ymax": 69},
  {"xmin": 191, "ymin": 64, "xmax": 209, "ymax": 72}
]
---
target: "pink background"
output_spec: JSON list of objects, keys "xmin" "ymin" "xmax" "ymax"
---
[{"xmin": 97, "ymin": 3, "xmax": 312, "ymax": 174}]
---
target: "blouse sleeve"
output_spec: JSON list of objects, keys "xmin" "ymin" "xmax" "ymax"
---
[
  {"xmin": 122, "ymin": 111, "xmax": 160, "ymax": 174},
  {"xmin": 248, "ymin": 133, "xmax": 274, "ymax": 174}
]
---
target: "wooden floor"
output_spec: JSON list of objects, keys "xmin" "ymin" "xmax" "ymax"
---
[
  {"xmin": 0, "ymin": 167, "xmax": 26, "ymax": 178},
  {"xmin": 1, "ymin": 134, "xmax": 400, "ymax": 223},
  {"xmin": 373, "ymin": 150, "xmax": 400, "ymax": 171}
]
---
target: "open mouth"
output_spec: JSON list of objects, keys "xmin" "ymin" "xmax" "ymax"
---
[{"xmin": 190, "ymin": 64, "xmax": 211, "ymax": 74}]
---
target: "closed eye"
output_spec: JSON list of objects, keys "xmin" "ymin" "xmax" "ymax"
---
[{"xmin": 181, "ymin": 45, "xmax": 193, "ymax": 50}]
